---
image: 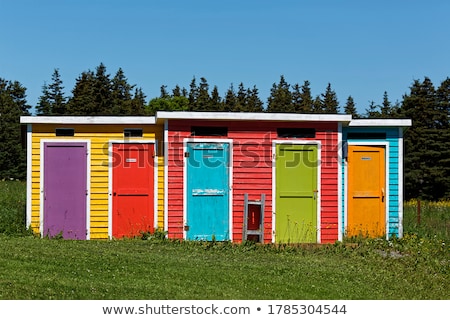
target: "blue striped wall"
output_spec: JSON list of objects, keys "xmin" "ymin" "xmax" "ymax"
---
[{"xmin": 342, "ymin": 127, "xmax": 401, "ymax": 238}]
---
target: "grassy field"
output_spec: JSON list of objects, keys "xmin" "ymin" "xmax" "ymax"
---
[{"xmin": 0, "ymin": 180, "xmax": 448, "ymax": 300}]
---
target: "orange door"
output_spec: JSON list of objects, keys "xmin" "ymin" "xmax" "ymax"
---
[
  {"xmin": 347, "ymin": 145, "xmax": 385, "ymax": 238},
  {"xmin": 112, "ymin": 143, "xmax": 154, "ymax": 238}
]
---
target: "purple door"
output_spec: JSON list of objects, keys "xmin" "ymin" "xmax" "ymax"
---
[{"xmin": 43, "ymin": 142, "xmax": 87, "ymax": 239}]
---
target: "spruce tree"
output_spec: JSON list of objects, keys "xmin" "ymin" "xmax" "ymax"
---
[
  {"xmin": 267, "ymin": 75, "xmax": 292, "ymax": 112},
  {"xmin": 247, "ymin": 86, "xmax": 263, "ymax": 112},
  {"xmin": 300, "ymin": 80, "xmax": 314, "ymax": 113},
  {"xmin": 365, "ymin": 100, "xmax": 381, "ymax": 118},
  {"xmin": 196, "ymin": 77, "xmax": 211, "ymax": 111},
  {"xmin": 321, "ymin": 83, "xmax": 339, "ymax": 113},
  {"xmin": 235, "ymin": 82, "xmax": 247, "ymax": 112},
  {"xmin": 312, "ymin": 95, "xmax": 323, "ymax": 113},
  {"xmin": 67, "ymin": 70, "xmax": 96, "ymax": 115},
  {"xmin": 0, "ymin": 78, "xmax": 30, "ymax": 179},
  {"xmin": 379, "ymin": 91, "xmax": 392, "ymax": 118},
  {"xmin": 93, "ymin": 63, "xmax": 112, "ymax": 115},
  {"xmin": 344, "ymin": 95, "xmax": 359, "ymax": 118},
  {"xmin": 399, "ymin": 77, "xmax": 446, "ymax": 199},
  {"xmin": 223, "ymin": 84, "xmax": 237, "ymax": 112},
  {"xmin": 291, "ymin": 83, "xmax": 302, "ymax": 113},
  {"xmin": 36, "ymin": 69, "xmax": 67, "ymax": 115},
  {"xmin": 210, "ymin": 86, "xmax": 222, "ymax": 110},
  {"xmin": 435, "ymin": 78, "xmax": 450, "ymax": 198},
  {"xmin": 111, "ymin": 68, "xmax": 134, "ymax": 114},
  {"xmin": 129, "ymin": 87, "xmax": 147, "ymax": 115},
  {"xmin": 48, "ymin": 69, "xmax": 67, "ymax": 114},
  {"xmin": 188, "ymin": 77, "xmax": 199, "ymax": 110},
  {"xmin": 36, "ymin": 83, "xmax": 52, "ymax": 116}
]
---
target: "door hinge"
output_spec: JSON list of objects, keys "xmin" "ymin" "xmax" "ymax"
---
[
  {"xmin": 184, "ymin": 225, "xmax": 190, "ymax": 231},
  {"xmin": 184, "ymin": 152, "xmax": 190, "ymax": 158}
]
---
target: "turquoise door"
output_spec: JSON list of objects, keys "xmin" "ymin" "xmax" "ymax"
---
[{"xmin": 186, "ymin": 142, "xmax": 230, "ymax": 241}]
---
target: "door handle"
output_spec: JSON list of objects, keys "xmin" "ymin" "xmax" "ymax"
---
[
  {"xmin": 313, "ymin": 190, "xmax": 318, "ymax": 200},
  {"xmin": 381, "ymin": 188, "xmax": 385, "ymax": 202}
]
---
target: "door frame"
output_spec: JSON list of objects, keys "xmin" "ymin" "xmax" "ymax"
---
[
  {"xmin": 344, "ymin": 141, "xmax": 389, "ymax": 239},
  {"xmin": 272, "ymin": 140, "xmax": 322, "ymax": 243},
  {"xmin": 108, "ymin": 140, "xmax": 158, "ymax": 239},
  {"xmin": 40, "ymin": 139, "xmax": 91, "ymax": 239},
  {"xmin": 183, "ymin": 138, "xmax": 233, "ymax": 241}
]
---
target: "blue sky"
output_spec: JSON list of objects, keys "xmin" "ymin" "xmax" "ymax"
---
[{"xmin": 1, "ymin": 0, "xmax": 449, "ymax": 115}]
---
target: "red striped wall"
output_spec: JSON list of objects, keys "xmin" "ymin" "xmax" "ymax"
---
[{"xmin": 166, "ymin": 120, "xmax": 339, "ymax": 243}]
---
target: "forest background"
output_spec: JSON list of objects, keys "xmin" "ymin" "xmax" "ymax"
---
[{"xmin": 1, "ymin": 64, "xmax": 449, "ymax": 200}]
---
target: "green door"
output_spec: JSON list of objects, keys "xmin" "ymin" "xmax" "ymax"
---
[{"xmin": 275, "ymin": 144, "xmax": 318, "ymax": 243}]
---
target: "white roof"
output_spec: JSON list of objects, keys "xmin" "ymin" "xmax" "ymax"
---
[
  {"xmin": 349, "ymin": 119, "xmax": 412, "ymax": 127},
  {"xmin": 20, "ymin": 116, "xmax": 156, "ymax": 125},
  {"xmin": 156, "ymin": 111, "xmax": 352, "ymax": 122}
]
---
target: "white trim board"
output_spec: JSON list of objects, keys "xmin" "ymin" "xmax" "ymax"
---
[
  {"xmin": 157, "ymin": 111, "xmax": 351, "ymax": 123},
  {"xmin": 20, "ymin": 116, "xmax": 156, "ymax": 125}
]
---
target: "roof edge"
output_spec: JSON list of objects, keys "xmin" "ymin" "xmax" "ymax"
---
[
  {"xmin": 349, "ymin": 119, "xmax": 412, "ymax": 127},
  {"xmin": 20, "ymin": 116, "xmax": 156, "ymax": 125},
  {"xmin": 156, "ymin": 111, "xmax": 352, "ymax": 122}
]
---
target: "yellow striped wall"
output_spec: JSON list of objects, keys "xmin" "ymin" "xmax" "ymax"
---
[{"xmin": 30, "ymin": 124, "xmax": 164, "ymax": 239}]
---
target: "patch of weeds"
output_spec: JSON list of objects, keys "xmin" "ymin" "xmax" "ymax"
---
[{"xmin": 140, "ymin": 228, "xmax": 167, "ymax": 241}]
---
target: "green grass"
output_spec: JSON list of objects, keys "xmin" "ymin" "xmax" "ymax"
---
[
  {"xmin": 403, "ymin": 201, "xmax": 450, "ymax": 240},
  {"xmin": 0, "ymin": 181, "xmax": 448, "ymax": 300},
  {"xmin": 0, "ymin": 180, "xmax": 28, "ymax": 235}
]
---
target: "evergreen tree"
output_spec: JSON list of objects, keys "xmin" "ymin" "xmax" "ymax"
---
[
  {"xmin": 188, "ymin": 77, "xmax": 199, "ymax": 110},
  {"xmin": 365, "ymin": 100, "xmax": 381, "ymax": 118},
  {"xmin": 292, "ymin": 81, "xmax": 313, "ymax": 113},
  {"xmin": 129, "ymin": 87, "xmax": 147, "ymax": 115},
  {"xmin": 321, "ymin": 83, "xmax": 339, "ymax": 113},
  {"xmin": 344, "ymin": 95, "xmax": 359, "ymax": 118},
  {"xmin": 380, "ymin": 91, "xmax": 391, "ymax": 118},
  {"xmin": 299, "ymin": 80, "xmax": 314, "ymax": 113},
  {"xmin": 0, "ymin": 78, "xmax": 30, "ymax": 179},
  {"xmin": 291, "ymin": 83, "xmax": 302, "ymax": 113},
  {"xmin": 196, "ymin": 77, "xmax": 211, "ymax": 111},
  {"xmin": 267, "ymin": 75, "xmax": 292, "ymax": 112},
  {"xmin": 48, "ymin": 69, "xmax": 67, "ymax": 114},
  {"xmin": 36, "ymin": 69, "xmax": 67, "ymax": 115},
  {"xmin": 210, "ymin": 86, "xmax": 222, "ymax": 110},
  {"xmin": 172, "ymin": 85, "xmax": 182, "ymax": 97},
  {"xmin": 399, "ymin": 77, "xmax": 448, "ymax": 200},
  {"xmin": 111, "ymin": 68, "xmax": 134, "ymax": 114},
  {"xmin": 235, "ymin": 82, "xmax": 248, "ymax": 112},
  {"xmin": 247, "ymin": 86, "xmax": 263, "ymax": 112},
  {"xmin": 435, "ymin": 78, "xmax": 450, "ymax": 198},
  {"xmin": 159, "ymin": 85, "xmax": 170, "ymax": 99},
  {"xmin": 93, "ymin": 63, "xmax": 112, "ymax": 115},
  {"xmin": 312, "ymin": 95, "xmax": 323, "ymax": 113},
  {"xmin": 66, "ymin": 70, "xmax": 96, "ymax": 115},
  {"xmin": 36, "ymin": 83, "xmax": 52, "ymax": 116},
  {"xmin": 223, "ymin": 84, "xmax": 237, "ymax": 112}
]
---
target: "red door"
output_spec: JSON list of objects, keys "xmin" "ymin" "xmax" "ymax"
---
[{"xmin": 112, "ymin": 143, "xmax": 154, "ymax": 238}]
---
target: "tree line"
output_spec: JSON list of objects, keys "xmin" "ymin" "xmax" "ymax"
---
[{"xmin": 1, "ymin": 63, "xmax": 449, "ymax": 200}]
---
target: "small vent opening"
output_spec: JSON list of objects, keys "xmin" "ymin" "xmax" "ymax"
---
[
  {"xmin": 55, "ymin": 128, "xmax": 75, "ymax": 136},
  {"xmin": 124, "ymin": 128, "xmax": 143, "ymax": 137},
  {"xmin": 191, "ymin": 126, "xmax": 228, "ymax": 136},
  {"xmin": 347, "ymin": 132, "xmax": 386, "ymax": 139},
  {"xmin": 277, "ymin": 128, "xmax": 316, "ymax": 138}
]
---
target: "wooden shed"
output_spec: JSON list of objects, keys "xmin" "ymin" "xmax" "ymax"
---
[
  {"xmin": 342, "ymin": 119, "xmax": 412, "ymax": 239},
  {"xmin": 20, "ymin": 116, "xmax": 164, "ymax": 240},
  {"xmin": 158, "ymin": 111, "xmax": 352, "ymax": 244}
]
